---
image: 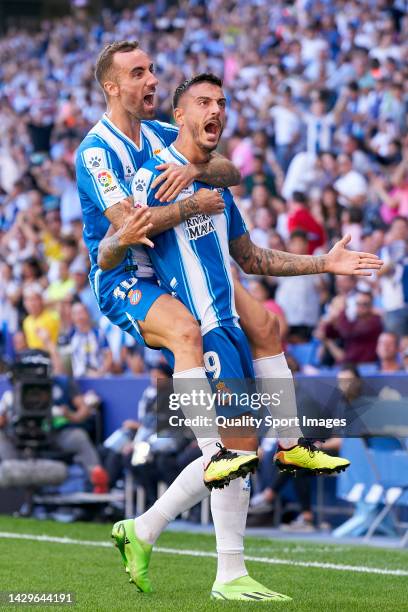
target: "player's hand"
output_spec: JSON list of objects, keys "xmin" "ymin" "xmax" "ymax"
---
[
  {"xmin": 152, "ymin": 163, "xmax": 197, "ymax": 202},
  {"xmin": 194, "ymin": 188, "xmax": 225, "ymax": 215},
  {"xmin": 324, "ymin": 235, "xmax": 383, "ymax": 276},
  {"xmin": 118, "ymin": 205, "xmax": 154, "ymax": 249}
]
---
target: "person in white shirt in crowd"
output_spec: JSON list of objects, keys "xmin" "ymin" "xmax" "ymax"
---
[
  {"xmin": 270, "ymin": 86, "xmax": 301, "ymax": 172},
  {"xmin": 250, "ymin": 207, "xmax": 275, "ymax": 249},
  {"xmin": 69, "ymin": 302, "xmax": 112, "ymax": 378},
  {"xmin": 377, "ymin": 216, "xmax": 408, "ymax": 336},
  {"xmin": 275, "ymin": 230, "xmax": 326, "ymax": 342},
  {"xmin": 334, "ymin": 153, "xmax": 368, "ymax": 207}
]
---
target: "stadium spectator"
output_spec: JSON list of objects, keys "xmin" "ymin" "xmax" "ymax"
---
[
  {"xmin": 376, "ymin": 332, "xmax": 402, "ymax": 373},
  {"xmin": 69, "ymin": 302, "xmax": 112, "ymax": 377},
  {"xmin": 275, "ymin": 231, "xmax": 326, "ymax": 342},
  {"xmin": 22, "ymin": 283, "xmax": 60, "ymax": 351},
  {"xmin": 250, "ymin": 207, "xmax": 275, "ymax": 249},
  {"xmin": 333, "ymin": 153, "xmax": 368, "ymax": 208},
  {"xmin": 377, "ymin": 216, "xmax": 408, "ymax": 335},
  {"xmin": 270, "ymin": 86, "xmax": 301, "ymax": 172},
  {"xmin": 69, "ymin": 256, "xmax": 101, "ymax": 324},
  {"xmin": 243, "ymin": 153, "xmax": 277, "ymax": 198},
  {"xmin": 286, "ymin": 191, "xmax": 326, "ymax": 254},
  {"xmin": 322, "ymin": 291, "xmax": 383, "ymax": 364},
  {"xmin": 45, "ymin": 259, "xmax": 75, "ymax": 304},
  {"xmin": 101, "ymin": 363, "xmax": 176, "ymax": 492},
  {"xmin": 315, "ymin": 186, "xmax": 342, "ymax": 244}
]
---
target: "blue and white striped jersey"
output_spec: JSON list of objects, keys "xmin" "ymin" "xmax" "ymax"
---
[
  {"xmin": 131, "ymin": 144, "xmax": 248, "ymax": 335},
  {"xmin": 75, "ymin": 114, "xmax": 178, "ymax": 289}
]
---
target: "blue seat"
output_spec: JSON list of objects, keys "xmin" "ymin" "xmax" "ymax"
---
[
  {"xmin": 366, "ymin": 437, "xmax": 404, "ymax": 452},
  {"xmin": 287, "ymin": 340, "xmax": 319, "ymax": 366}
]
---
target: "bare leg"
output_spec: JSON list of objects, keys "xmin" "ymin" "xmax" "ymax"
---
[
  {"xmin": 138, "ymin": 293, "xmax": 204, "ymax": 372},
  {"xmin": 233, "ymin": 279, "xmax": 282, "ymax": 359},
  {"xmin": 234, "ymin": 279, "xmax": 301, "ymax": 445},
  {"xmin": 140, "ymin": 293, "xmax": 256, "ymax": 451}
]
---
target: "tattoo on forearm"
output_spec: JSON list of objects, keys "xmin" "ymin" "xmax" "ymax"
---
[
  {"xmin": 98, "ymin": 233, "xmax": 127, "ymax": 270},
  {"xmin": 229, "ymin": 233, "xmax": 327, "ymax": 276},
  {"xmin": 104, "ymin": 196, "xmax": 134, "ymax": 230},
  {"xmin": 148, "ymin": 195, "xmax": 201, "ymax": 237},
  {"xmin": 178, "ymin": 195, "xmax": 200, "ymax": 221}
]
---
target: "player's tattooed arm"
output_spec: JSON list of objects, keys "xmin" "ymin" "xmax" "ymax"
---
[
  {"xmin": 153, "ymin": 154, "xmax": 240, "ymax": 202},
  {"xmin": 98, "ymin": 202, "xmax": 154, "ymax": 270},
  {"xmin": 229, "ymin": 233, "xmax": 383, "ymax": 277},
  {"xmin": 97, "ymin": 225, "xmax": 128, "ymax": 270},
  {"xmin": 229, "ymin": 232, "xmax": 326, "ymax": 276},
  {"xmin": 194, "ymin": 152, "xmax": 241, "ymax": 188},
  {"xmin": 99, "ymin": 190, "xmax": 226, "ymax": 270},
  {"xmin": 146, "ymin": 189, "xmax": 225, "ymax": 237},
  {"xmin": 103, "ymin": 195, "xmax": 190, "ymax": 238}
]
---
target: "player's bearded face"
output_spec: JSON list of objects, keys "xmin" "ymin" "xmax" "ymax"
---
[
  {"xmin": 114, "ymin": 51, "xmax": 158, "ymax": 119},
  {"xmin": 185, "ymin": 84, "xmax": 226, "ymax": 152}
]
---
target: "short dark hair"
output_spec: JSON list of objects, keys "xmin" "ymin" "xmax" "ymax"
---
[
  {"xmin": 339, "ymin": 363, "xmax": 361, "ymax": 378},
  {"xmin": 292, "ymin": 191, "xmax": 308, "ymax": 205},
  {"xmin": 356, "ymin": 290, "xmax": 373, "ymax": 302},
  {"xmin": 289, "ymin": 229, "xmax": 308, "ymax": 242},
  {"xmin": 95, "ymin": 40, "xmax": 140, "ymax": 89},
  {"xmin": 173, "ymin": 73, "xmax": 223, "ymax": 109},
  {"xmin": 392, "ymin": 215, "xmax": 408, "ymax": 226}
]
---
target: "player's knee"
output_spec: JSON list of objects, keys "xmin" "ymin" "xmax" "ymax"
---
[{"xmin": 168, "ymin": 316, "xmax": 201, "ymax": 351}]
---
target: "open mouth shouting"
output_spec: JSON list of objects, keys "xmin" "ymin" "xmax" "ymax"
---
[
  {"xmin": 143, "ymin": 91, "xmax": 155, "ymax": 110},
  {"xmin": 203, "ymin": 119, "xmax": 222, "ymax": 142}
]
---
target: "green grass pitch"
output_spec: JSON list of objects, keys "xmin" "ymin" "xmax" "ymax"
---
[{"xmin": 0, "ymin": 516, "xmax": 407, "ymax": 611}]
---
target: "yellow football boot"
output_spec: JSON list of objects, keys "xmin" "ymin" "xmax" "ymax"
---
[
  {"xmin": 204, "ymin": 443, "xmax": 259, "ymax": 490},
  {"xmin": 274, "ymin": 439, "xmax": 350, "ymax": 475}
]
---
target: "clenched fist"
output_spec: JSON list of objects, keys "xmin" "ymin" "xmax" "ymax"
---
[{"xmin": 194, "ymin": 188, "xmax": 225, "ymax": 216}]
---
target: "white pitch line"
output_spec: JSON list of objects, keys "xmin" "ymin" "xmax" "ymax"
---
[{"xmin": 0, "ymin": 531, "xmax": 407, "ymax": 578}]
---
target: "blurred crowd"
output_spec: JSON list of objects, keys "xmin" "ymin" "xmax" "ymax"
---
[{"xmin": 1, "ymin": 0, "xmax": 408, "ymax": 376}]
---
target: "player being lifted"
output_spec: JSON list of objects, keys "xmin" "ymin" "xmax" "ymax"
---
[
  {"xmin": 83, "ymin": 41, "xmax": 372, "ymax": 485},
  {"xmin": 76, "ymin": 40, "xmax": 261, "ymax": 490},
  {"xmin": 100, "ymin": 73, "xmax": 383, "ymax": 601}
]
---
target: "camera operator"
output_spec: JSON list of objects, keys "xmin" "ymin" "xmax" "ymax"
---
[{"xmin": 0, "ymin": 349, "xmax": 109, "ymax": 493}]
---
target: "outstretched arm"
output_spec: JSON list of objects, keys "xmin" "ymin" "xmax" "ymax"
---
[
  {"xmin": 152, "ymin": 153, "xmax": 241, "ymax": 202},
  {"xmin": 229, "ymin": 233, "xmax": 383, "ymax": 277}
]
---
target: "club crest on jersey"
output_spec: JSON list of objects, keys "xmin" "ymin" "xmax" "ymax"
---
[
  {"xmin": 90, "ymin": 155, "xmax": 101, "ymax": 168},
  {"xmin": 128, "ymin": 289, "xmax": 142, "ymax": 305},
  {"xmin": 184, "ymin": 214, "xmax": 215, "ymax": 240},
  {"xmin": 134, "ymin": 178, "xmax": 146, "ymax": 192},
  {"xmin": 113, "ymin": 277, "xmax": 138, "ymax": 300}
]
